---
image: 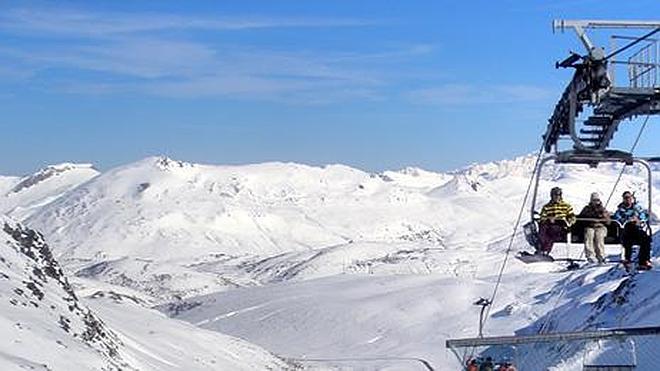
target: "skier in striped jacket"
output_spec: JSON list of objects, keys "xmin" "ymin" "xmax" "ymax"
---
[{"xmin": 538, "ymin": 187, "xmax": 575, "ymax": 254}]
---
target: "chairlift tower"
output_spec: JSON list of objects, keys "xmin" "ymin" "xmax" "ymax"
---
[
  {"xmin": 448, "ymin": 20, "xmax": 660, "ymax": 371},
  {"xmin": 545, "ymin": 20, "xmax": 660, "ymax": 156},
  {"xmin": 537, "ymin": 20, "xmax": 660, "ymax": 220}
]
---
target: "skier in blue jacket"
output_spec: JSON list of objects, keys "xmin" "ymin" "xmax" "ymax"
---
[{"xmin": 614, "ymin": 191, "xmax": 652, "ymax": 269}]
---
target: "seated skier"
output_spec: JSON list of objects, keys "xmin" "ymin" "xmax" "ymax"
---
[
  {"xmin": 614, "ymin": 191, "xmax": 652, "ymax": 270},
  {"xmin": 538, "ymin": 187, "xmax": 575, "ymax": 254},
  {"xmin": 578, "ymin": 192, "xmax": 610, "ymax": 264}
]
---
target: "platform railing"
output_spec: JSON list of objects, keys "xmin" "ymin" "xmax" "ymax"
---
[{"xmin": 609, "ymin": 35, "xmax": 660, "ymax": 88}]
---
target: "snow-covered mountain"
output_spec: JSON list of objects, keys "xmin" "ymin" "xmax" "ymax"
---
[
  {"xmin": 16, "ymin": 156, "xmax": 526, "ymax": 301},
  {"xmin": 46, "ymin": 159, "xmax": 660, "ymax": 290},
  {"xmin": 0, "ymin": 215, "xmax": 289, "ymax": 370},
  {"xmin": 3, "ymin": 154, "xmax": 660, "ymax": 370},
  {"xmin": 1, "ymin": 163, "xmax": 99, "ymax": 220},
  {"xmin": 7, "ymin": 155, "xmax": 657, "ymax": 301}
]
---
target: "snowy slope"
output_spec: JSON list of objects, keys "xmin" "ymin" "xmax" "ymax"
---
[
  {"xmin": 79, "ymin": 285, "xmax": 289, "ymax": 371},
  {"xmin": 0, "ymin": 215, "xmax": 126, "ymax": 370},
  {"xmin": 0, "ymin": 175, "xmax": 19, "ymax": 195},
  {"xmin": 164, "ymin": 257, "xmax": 524, "ymax": 369},
  {"xmin": 166, "ymin": 240, "xmax": 660, "ymax": 371},
  {"xmin": 0, "ymin": 215, "xmax": 289, "ymax": 370}
]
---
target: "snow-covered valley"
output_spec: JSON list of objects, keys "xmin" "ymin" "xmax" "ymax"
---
[{"xmin": 2, "ymin": 154, "xmax": 660, "ymax": 370}]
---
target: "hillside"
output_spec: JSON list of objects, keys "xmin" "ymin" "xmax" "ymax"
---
[{"xmin": 0, "ymin": 215, "xmax": 289, "ymax": 370}]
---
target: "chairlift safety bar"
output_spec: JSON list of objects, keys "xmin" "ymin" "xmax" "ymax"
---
[{"xmin": 530, "ymin": 153, "xmax": 652, "ymax": 222}]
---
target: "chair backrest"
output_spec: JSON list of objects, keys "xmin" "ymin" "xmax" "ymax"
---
[{"xmin": 570, "ymin": 221, "xmax": 621, "ymax": 244}]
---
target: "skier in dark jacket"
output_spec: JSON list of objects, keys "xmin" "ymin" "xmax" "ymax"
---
[
  {"xmin": 614, "ymin": 191, "xmax": 652, "ymax": 269},
  {"xmin": 578, "ymin": 192, "xmax": 610, "ymax": 264}
]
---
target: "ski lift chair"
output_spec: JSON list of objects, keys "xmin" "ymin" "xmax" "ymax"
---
[{"xmin": 523, "ymin": 150, "xmax": 653, "ymax": 261}]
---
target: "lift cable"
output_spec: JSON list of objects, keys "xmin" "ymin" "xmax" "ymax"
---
[
  {"xmin": 605, "ymin": 27, "xmax": 660, "ymax": 61},
  {"xmin": 463, "ymin": 140, "xmax": 548, "ymax": 360},
  {"xmin": 481, "ymin": 137, "xmax": 550, "ymax": 330},
  {"xmin": 604, "ymin": 113, "xmax": 652, "ymax": 208}
]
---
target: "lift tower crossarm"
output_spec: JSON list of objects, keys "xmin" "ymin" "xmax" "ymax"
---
[
  {"xmin": 553, "ymin": 20, "xmax": 660, "ymax": 56},
  {"xmin": 554, "ymin": 20, "xmax": 660, "ymax": 30}
]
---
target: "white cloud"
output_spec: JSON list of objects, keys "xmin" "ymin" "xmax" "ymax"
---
[
  {"xmin": 0, "ymin": 7, "xmax": 432, "ymax": 103},
  {"xmin": 147, "ymin": 76, "xmax": 385, "ymax": 103},
  {"xmin": 51, "ymin": 73, "xmax": 386, "ymax": 105},
  {"xmin": 0, "ymin": 8, "xmax": 376, "ymax": 37},
  {"xmin": 0, "ymin": 32, "xmax": 413, "ymax": 103}
]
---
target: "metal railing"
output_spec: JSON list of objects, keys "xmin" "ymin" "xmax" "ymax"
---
[{"xmin": 610, "ymin": 35, "xmax": 660, "ymax": 88}]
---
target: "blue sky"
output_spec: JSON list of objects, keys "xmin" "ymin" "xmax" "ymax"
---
[{"xmin": 1, "ymin": 1, "xmax": 660, "ymax": 175}]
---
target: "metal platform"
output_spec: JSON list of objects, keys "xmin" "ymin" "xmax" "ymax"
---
[{"xmin": 596, "ymin": 87, "xmax": 660, "ymax": 119}]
